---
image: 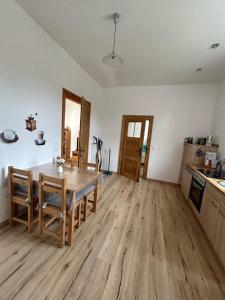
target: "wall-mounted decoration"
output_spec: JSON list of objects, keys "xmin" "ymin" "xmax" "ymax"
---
[
  {"xmin": 25, "ymin": 113, "xmax": 37, "ymax": 132},
  {"xmin": 35, "ymin": 130, "xmax": 46, "ymax": 146},
  {"xmin": 0, "ymin": 129, "xmax": 19, "ymax": 144}
]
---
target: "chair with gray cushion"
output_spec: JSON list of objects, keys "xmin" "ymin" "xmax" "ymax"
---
[
  {"xmin": 80, "ymin": 161, "xmax": 99, "ymax": 221},
  {"xmin": 39, "ymin": 174, "xmax": 82, "ymax": 248},
  {"xmin": 8, "ymin": 166, "xmax": 38, "ymax": 232}
]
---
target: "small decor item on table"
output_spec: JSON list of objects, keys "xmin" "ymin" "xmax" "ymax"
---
[
  {"xmin": 56, "ymin": 157, "xmax": 65, "ymax": 173},
  {"xmin": 35, "ymin": 130, "xmax": 46, "ymax": 146},
  {"xmin": 0, "ymin": 129, "xmax": 19, "ymax": 144},
  {"xmin": 25, "ymin": 113, "xmax": 37, "ymax": 131}
]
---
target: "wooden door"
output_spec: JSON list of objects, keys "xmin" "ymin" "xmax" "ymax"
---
[
  {"xmin": 79, "ymin": 97, "xmax": 91, "ymax": 163},
  {"xmin": 120, "ymin": 116, "xmax": 145, "ymax": 181}
]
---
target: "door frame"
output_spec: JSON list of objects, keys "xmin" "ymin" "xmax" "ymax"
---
[
  {"xmin": 118, "ymin": 115, "xmax": 154, "ymax": 180},
  {"xmin": 61, "ymin": 88, "xmax": 81, "ymax": 158}
]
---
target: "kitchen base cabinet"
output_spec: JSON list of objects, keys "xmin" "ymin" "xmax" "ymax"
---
[
  {"xmin": 215, "ymin": 206, "xmax": 225, "ymax": 266},
  {"xmin": 200, "ymin": 191, "xmax": 219, "ymax": 245},
  {"xmin": 180, "ymin": 168, "xmax": 192, "ymax": 200},
  {"xmin": 200, "ymin": 182, "xmax": 225, "ymax": 269}
]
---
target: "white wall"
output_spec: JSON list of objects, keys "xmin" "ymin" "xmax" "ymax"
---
[
  {"xmin": 0, "ymin": 0, "xmax": 220, "ymax": 224},
  {"xmin": 100, "ymin": 84, "xmax": 218, "ymax": 183},
  {"xmin": 65, "ymin": 99, "xmax": 81, "ymax": 155},
  {"xmin": 0, "ymin": 0, "xmax": 103, "ymax": 222},
  {"xmin": 211, "ymin": 79, "xmax": 225, "ymax": 158}
]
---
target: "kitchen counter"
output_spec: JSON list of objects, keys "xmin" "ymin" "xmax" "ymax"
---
[
  {"xmin": 187, "ymin": 164, "xmax": 225, "ymax": 197},
  {"xmin": 183, "ymin": 164, "xmax": 225, "ymax": 271}
]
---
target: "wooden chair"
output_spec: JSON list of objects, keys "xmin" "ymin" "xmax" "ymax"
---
[
  {"xmin": 39, "ymin": 174, "xmax": 82, "ymax": 248},
  {"xmin": 80, "ymin": 161, "xmax": 99, "ymax": 221},
  {"xmin": 8, "ymin": 166, "xmax": 37, "ymax": 232},
  {"xmin": 63, "ymin": 156, "xmax": 77, "ymax": 169}
]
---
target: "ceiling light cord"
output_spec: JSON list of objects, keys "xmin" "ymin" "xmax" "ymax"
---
[
  {"xmin": 112, "ymin": 21, "xmax": 117, "ymax": 55},
  {"xmin": 103, "ymin": 12, "xmax": 124, "ymax": 67}
]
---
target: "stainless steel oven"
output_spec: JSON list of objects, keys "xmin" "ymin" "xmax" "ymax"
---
[{"xmin": 190, "ymin": 172, "xmax": 206, "ymax": 212}]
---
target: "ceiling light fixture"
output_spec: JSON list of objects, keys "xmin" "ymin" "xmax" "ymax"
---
[
  {"xmin": 211, "ymin": 43, "xmax": 220, "ymax": 49},
  {"xmin": 103, "ymin": 13, "xmax": 124, "ymax": 67}
]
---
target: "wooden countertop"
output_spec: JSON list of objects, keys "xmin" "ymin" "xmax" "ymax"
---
[{"xmin": 187, "ymin": 164, "xmax": 225, "ymax": 197}]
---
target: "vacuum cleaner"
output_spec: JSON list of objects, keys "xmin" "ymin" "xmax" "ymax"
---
[{"xmin": 103, "ymin": 148, "xmax": 112, "ymax": 175}]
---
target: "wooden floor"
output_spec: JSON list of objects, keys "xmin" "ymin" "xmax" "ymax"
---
[{"xmin": 0, "ymin": 174, "xmax": 225, "ymax": 300}]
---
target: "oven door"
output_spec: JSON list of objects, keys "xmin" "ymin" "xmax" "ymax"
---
[{"xmin": 190, "ymin": 178, "xmax": 204, "ymax": 212}]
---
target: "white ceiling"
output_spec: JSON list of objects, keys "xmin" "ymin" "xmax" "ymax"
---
[{"xmin": 15, "ymin": 0, "xmax": 225, "ymax": 87}]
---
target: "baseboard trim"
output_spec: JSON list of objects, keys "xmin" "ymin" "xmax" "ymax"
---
[
  {"xmin": 147, "ymin": 178, "xmax": 179, "ymax": 186},
  {"xmin": 0, "ymin": 219, "xmax": 9, "ymax": 228}
]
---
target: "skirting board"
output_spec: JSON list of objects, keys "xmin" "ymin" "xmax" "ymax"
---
[
  {"xmin": 0, "ymin": 219, "xmax": 9, "ymax": 228},
  {"xmin": 117, "ymin": 171, "xmax": 179, "ymax": 186},
  {"xmin": 147, "ymin": 178, "xmax": 179, "ymax": 186}
]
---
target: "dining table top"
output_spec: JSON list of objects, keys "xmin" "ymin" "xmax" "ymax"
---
[{"xmin": 28, "ymin": 162, "xmax": 100, "ymax": 193}]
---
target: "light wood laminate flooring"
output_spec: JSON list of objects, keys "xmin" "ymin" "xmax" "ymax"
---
[{"xmin": 0, "ymin": 174, "xmax": 225, "ymax": 300}]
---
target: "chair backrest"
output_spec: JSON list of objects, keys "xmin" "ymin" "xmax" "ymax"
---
[
  {"xmin": 80, "ymin": 160, "xmax": 99, "ymax": 171},
  {"xmin": 39, "ymin": 174, "xmax": 67, "ymax": 212},
  {"xmin": 65, "ymin": 157, "xmax": 76, "ymax": 168},
  {"xmin": 8, "ymin": 166, "xmax": 33, "ymax": 200}
]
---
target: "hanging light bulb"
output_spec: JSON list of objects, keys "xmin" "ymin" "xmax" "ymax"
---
[{"xmin": 103, "ymin": 13, "xmax": 124, "ymax": 67}]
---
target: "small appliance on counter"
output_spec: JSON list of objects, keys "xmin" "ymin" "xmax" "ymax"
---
[
  {"xmin": 206, "ymin": 135, "xmax": 213, "ymax": 146},
  {"xmin": 204, "ymin": 152, "xmax": 217, "ymax": 168},
  {"xmin": 184, "ymin": 137, "xmax": 193, "ymax": 144},
  {"xmin": 196, "ymin": 137, "xmax": 207, "ymax": 145}
]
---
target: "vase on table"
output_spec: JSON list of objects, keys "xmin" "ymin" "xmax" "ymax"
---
[
  {"xmin": 56, "ymin": 157, "xmax": 65, "ymax": 173},
  {"xmin": 57, "ymin": 165, "xmax": 63, "ymax": 173}
]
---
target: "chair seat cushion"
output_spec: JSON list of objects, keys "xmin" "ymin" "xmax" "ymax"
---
[
  {"xmin": 44, "ymin": 192, "xmax": 71, "ymax": 209},
  {"xmin": 44, "ymin": 183, "xmax": 96, "ymax": 209},
  {"xmin": 75, "ymin": 183, "xmax": 96, "ymax": 202},
  {"xmin": 13, "ymin": 182, "xmax": 38, "ymax": 198}
]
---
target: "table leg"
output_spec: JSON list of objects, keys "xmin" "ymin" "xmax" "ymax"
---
[
  {"xmin": 93, "ymin": 184, "xmax": 98, "ymax": 213},
  {"xmin": 83, "ymin": 196, "xmax": 87, "ymax": 221},
  {"xmin": 68, "ymin": 192, "xmax": 75, "ymax": 247},
  {"xmin": 77, "ymin": 202, "xmax": 81, "ymax": 228}
]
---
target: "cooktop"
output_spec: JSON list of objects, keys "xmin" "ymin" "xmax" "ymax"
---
[{"xmin": 197, "ymin": 168, "xmax": 225, "ymax": 180}]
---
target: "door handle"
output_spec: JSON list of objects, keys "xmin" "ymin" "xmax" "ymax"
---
[{"xmin": 136, "ymin": 147, "xmax": 142, "ymax": 156}]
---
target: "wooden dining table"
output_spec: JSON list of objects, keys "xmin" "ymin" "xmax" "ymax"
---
[{"xmin": 28, "ymin": 162, "xmax": 101, "ymax": 245}]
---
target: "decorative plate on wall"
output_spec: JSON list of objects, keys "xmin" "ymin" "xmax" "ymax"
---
[{"xmin": 0, "ymin": 129, "xmax": 19, "ymax": 144}]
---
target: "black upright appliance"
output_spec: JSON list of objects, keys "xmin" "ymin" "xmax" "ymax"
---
[{"xmin": 190, "ymin": 172, "xmax": 206, "ymax": 212}]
